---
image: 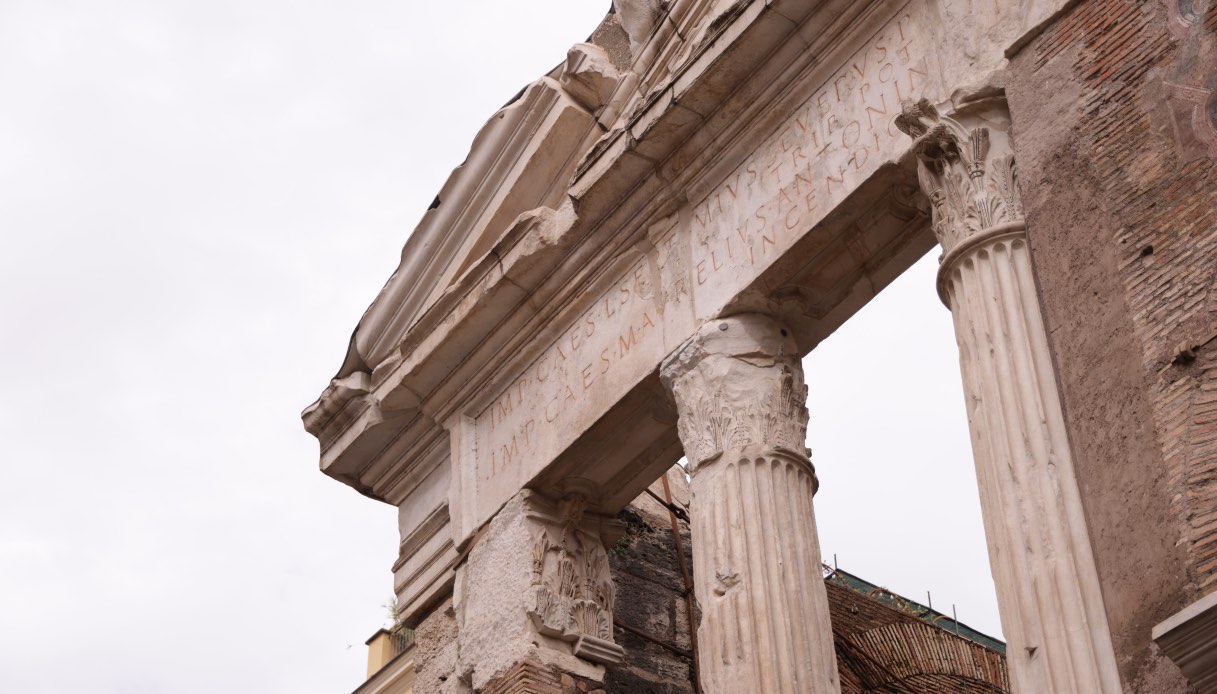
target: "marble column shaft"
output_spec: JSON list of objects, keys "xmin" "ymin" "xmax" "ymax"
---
[
  {"xmin": 661, "ymin": 314, "xmax": 840, "ymax": 694},
  {"xmin": 897, "ymin": 96, "xmax": 1122, "ymax": 693}
]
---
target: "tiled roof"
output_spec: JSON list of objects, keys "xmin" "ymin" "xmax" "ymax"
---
[{"xmin": 826, "ymin": 569, "xmax": 1010, "ymax": 693}]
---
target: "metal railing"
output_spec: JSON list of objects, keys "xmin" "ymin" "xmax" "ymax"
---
[{"xmin": 387, "ymin": 628, "xmax": 414, "ymax": 658}]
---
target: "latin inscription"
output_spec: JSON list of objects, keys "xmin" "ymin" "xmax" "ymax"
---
[
  {"xmin": 688, "ymin": 11, "xmax": 926, "ymax": 308},
  {"xmin": 478, "ymin": 255, "xmax": 669, "ymax": 483},
  {"xmin": 470, "ymin": 9, "xmax": 929, "ymax": 504}
]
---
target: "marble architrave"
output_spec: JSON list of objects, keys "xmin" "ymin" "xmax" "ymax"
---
[
  {"xmin": 444, "ymin": 0, "xmax": 1081, "ymax": 548},
  {"xmin": 304, "ymin": 0, "xmax": 1092, "ymax": 639},
  {"xmin": 449, "ymin": 2, "xmax": 939, "ymax": 546}
]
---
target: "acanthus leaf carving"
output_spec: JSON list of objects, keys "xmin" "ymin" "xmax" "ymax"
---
[
  {"xmin": 662, "ymin": 315, "xmax": 811, "ymax": 471},
  {"xmin": 896, "ymin": 98, "xmax": 1024, "ymax": 254},
  {"xmin": 524, "ymin": 493, "xmax": 624, "ymax": 665}
]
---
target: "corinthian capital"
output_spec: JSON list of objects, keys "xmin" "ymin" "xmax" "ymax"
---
[
  {"xmin": 659, "ymin": 314, "xmax": 810, "ymax": 474},
  {"xmin": 895, "ymin": 97, "xmax": 1024, "ymax": 255}
]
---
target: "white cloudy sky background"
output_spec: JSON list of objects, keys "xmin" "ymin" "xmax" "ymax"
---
[{"xmin": 0, "ymin": 2, "xmax": 998, "ymax": 692}]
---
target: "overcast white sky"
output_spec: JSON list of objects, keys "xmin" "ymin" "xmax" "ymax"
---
[{"xmin": 0, "ymin": 2, "xmax": 999, "ymax": 692}]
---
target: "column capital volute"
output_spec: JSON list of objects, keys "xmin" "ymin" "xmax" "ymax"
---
[
  {"xmin": 659, "ymin": 313, "xmax": 812, "ymax": 475},
  {"xmin": 896, "ymin": 91, "xmax": 1027, "ymax": 305}
]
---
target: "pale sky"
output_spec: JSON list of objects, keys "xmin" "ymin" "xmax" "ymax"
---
[{"xmin": 0, "ymin": 2, "xmax": 998, "ymax": 692}]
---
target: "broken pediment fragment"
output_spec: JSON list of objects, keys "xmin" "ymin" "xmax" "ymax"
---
[
  {"xmin": 613, "ymin": 0, "xmax": 663, "ymax": 57},
  {"xmin": 561, "ymin": 43, "xmax": 622, "ymax": 115}
]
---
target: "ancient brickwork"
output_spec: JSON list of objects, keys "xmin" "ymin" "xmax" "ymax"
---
[
  {"xmin": 1009, "ymin": 0, "xmax": 1217, "ymax": 689},
  {"xmin": 826, "ymin": 580, "xmax": 1009, "ymax": 693},
  {"xmin": 1031, "ymin": 0, "xmax": 1217, "ymax": 590},
  {"xmin": 481, "ymin": 659, "xmax": 605, "ymax": 694},
  {"xmin": 603, "ymin": 497, "xmax": 698, "ymax": 694}
]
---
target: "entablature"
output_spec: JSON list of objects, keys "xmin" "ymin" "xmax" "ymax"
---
[{"xmin": 304, "ymin": 0, "xmax": 1079, "ymax": 553}]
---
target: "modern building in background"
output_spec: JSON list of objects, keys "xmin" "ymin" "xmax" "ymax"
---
[{"xmin": 305, "ymin": 1, "xmax": 1217, "ymax": 692}]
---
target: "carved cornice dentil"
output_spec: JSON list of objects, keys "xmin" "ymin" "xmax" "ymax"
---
[
  {"xmin": 660, "ymin": 314, "xmax": 811, "ymax": 475},
  {"xmin": 895, "ymin": 97, "xmax": 1024, "ymax": 257}
]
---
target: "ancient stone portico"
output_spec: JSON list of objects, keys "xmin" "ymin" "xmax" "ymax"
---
[{"xmin": 306, "ymin": 1, "xmax": 1217, "ymax": 692}]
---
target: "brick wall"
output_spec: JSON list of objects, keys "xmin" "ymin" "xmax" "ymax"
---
[
  {"xmin": 1009, "ymin": 0, "xmax": 1217, "ymax": 689},
  {"xmin": 481, "ymin": 659, "xmax": 605, "ymax": 694},
  {"xmin": 604, "ymin": 491, "xmax": 698, "ymax": 694}
]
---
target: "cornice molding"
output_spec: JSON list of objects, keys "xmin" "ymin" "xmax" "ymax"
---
[
  {"xmin": 339, "ymin": 16, "xmax": 640, "ymax": 387},
  {"xmin": 306, "ymin": 0, "xmax": 896, "ymax": 504}
]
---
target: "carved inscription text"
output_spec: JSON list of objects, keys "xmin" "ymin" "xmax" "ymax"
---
[
  {"xmin": 467, "ymin": 9, "xmax": 930, "ymax": 513},
  {"xmin": 687, "ymin": 10, "xmax": 926, "ymax": 308}
]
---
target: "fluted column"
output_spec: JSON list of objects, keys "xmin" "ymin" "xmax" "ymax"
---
[
  {"xmin": 660, "ymin": 314, "xmax": 840, "ymax": 694},
  {"xmin": 897, "ymin": 96, "xmax": 1122, "ymax": 693}
]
